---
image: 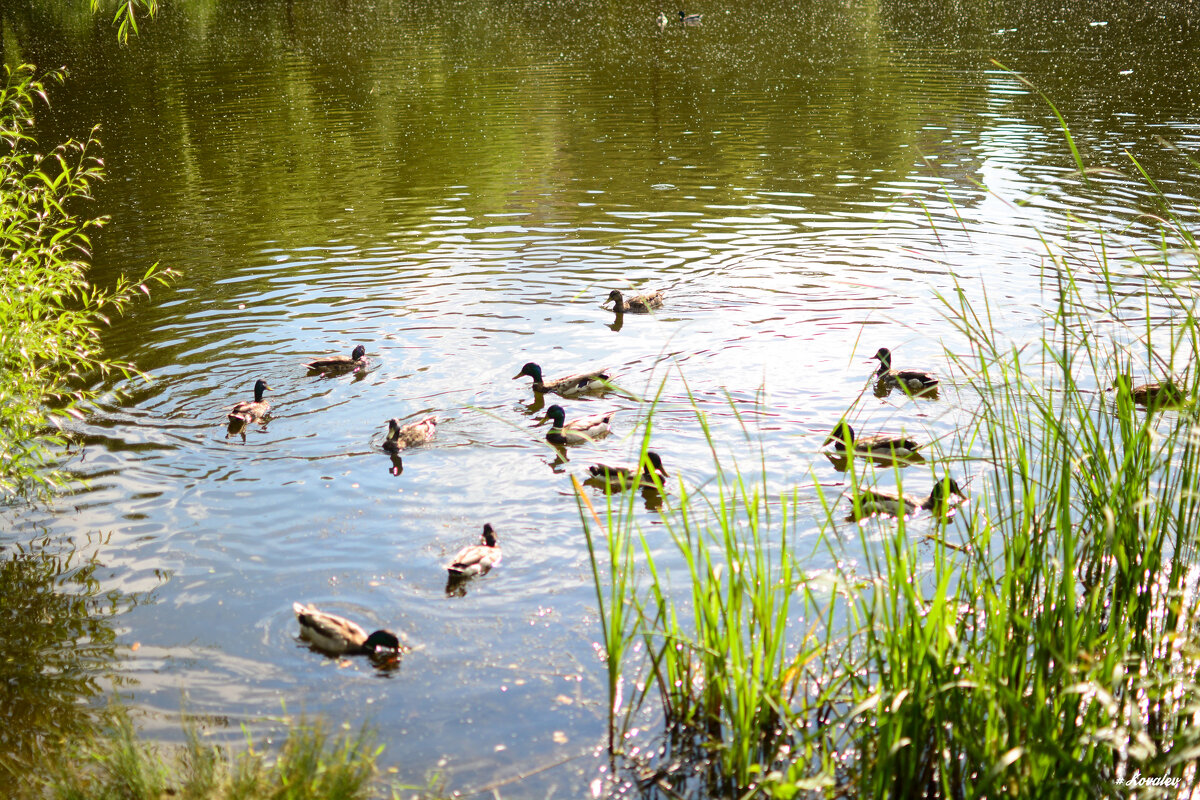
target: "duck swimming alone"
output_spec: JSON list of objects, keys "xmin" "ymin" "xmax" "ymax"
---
[
  {"xmin": 587, "ymin": 451, "xmax": 669, "ymax": 484},
  {"xmin": 540, "ymin": 404, "xmax": 616, "ymax": 446},
  {"xmin": 447, "ymin": 524, "xmax": 502, "ymax": 577},
  {"xmin": 871, "ymin": 347, "xmax": 940, "ymax": 394},
  {"xmin": 847, "ymin": 477, "xmax": 966, "ymax": 519},
  {"xmin": 1110, "ymin": 376, "xmax": 1186, "ymax": 408},
  {"xmin": 512, "ymin": 362, "xmax": 612, "ymax": 396},
  {"xmin": 292, "ymin": 602, "xmax": 402, "ymax": 656},
  {"xmin": 823, "ymin": 421, "xmax": 922, "ymax": 458},
  {"xmin": 603, "ymin": 289, "xmax": 664, "ymax": 314},
  {"xmin": 227, "ymin": 379, "xmax": 272, "ymax": 425},
  {"xmin": 678, "ymin": 10, "xmax": 703, "ymax": 24},
  {"xmin": 382, "ymin": 416, "xmax": 438, "ymax": 453},
  {"xmin": 304, "ymin": 344, "xmax": 368, "ymax": 373}
]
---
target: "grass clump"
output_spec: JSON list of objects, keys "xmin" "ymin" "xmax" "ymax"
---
[
  {"xmin": 0, "ymin": 63, "xmax": 171, "ymax": 501},
  {"xmin": 46, "ymin": 706, "xmax": 386, "ymax": 800},
  {"xmin": 582, "ymin": 115, "xmax": 1200, "ymax": 799}
]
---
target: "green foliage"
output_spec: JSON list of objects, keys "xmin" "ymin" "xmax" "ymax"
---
[
  {"xmin": 585, "ymin": 100, "xmax": 1200, "ymax": 800},
  {"xmin": 88, "ymin": 0, "xmax": 159, "ymax": 44},
  {"xmin": 0, "ymin": 63, "xmax": 171, "ymax": 501},
  {"xmin": 45, "ymin": 707, "xmax": 384, "ymax": 800}
]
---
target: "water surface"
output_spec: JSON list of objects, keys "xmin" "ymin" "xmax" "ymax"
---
[{"xmin": 4, "ymin": 0, "xmax": 1200, "ymax": 792}]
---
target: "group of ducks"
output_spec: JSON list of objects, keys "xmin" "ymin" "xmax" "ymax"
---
[
  {"xmin": 237, "ymin": 288, "xmax": 670, "ymax": 663},
  {"xmin": 819, "ymin": 347, "xmax": 970, "ymax": 519}
]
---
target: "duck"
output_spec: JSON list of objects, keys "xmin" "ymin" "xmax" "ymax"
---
[
  {"xmin": 304, "ymin": 344, "xmax": 368, "ymax": 373},
  {"xmin": 870, "ymin": 347, "xmax": 940, "ymax": 394},
  {"xmin": 603, "ymin": 289, "xmax": 664, "ymax": 314},
  {"xmin": 678, "ymin": 10, "xmax": 703, "ymax": 24},
  {"xmin": 587, "ymin": 451, "xmax": 669, "ymax": 484},
  {"xmin": 382, "ymin": 416, "xmax": 438, "ymax": 453},
  {"xmin": 823, "ymin": 421, "xmax": 921, "ymax": 458},
  {"xmin": 656, "ymin": 11, "xmax": 670, "ymax": 29},
  {"xmin": 227, "ymin": 379, "xmax": 272, "ymax": 424},
  {"xmin": 447, "ymin": 524, "xmax": 502, "ymax": 577},
  {"xmin": 292, "ymin": 602, "xmax": 402, "ymax": 656},
  {"xmin": 847, "ymin": 477, "xmax": 966, "ymax": 519},
  {"xmin": 539, "ymin": 404, "xmax": 615, "ymax": 446},
  {"xmin": 1109, "ymin": 376, "xmax": 1185, "ymax": 408},
  {"xmin": 512, "ymin": 362, "xmax": 612, "ymax": 396}
]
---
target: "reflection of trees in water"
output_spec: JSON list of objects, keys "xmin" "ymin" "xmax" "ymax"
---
[{"xmin": 0, "ymin": 533, "xmax": 150, "ymax": 793}]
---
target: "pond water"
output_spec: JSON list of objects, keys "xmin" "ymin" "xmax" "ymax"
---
[{"xmin": 4, "ymin": 0, "xmax": 1200, "ymax": 793}]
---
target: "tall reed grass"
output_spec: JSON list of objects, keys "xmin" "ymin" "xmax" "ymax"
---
[{"xmin": 581, "ymin": 102, "xmax": 1200, "ymax": 799}]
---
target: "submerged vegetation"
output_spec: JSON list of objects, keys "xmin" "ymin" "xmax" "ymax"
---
[
  {"xmin": 0, "ymin": 64, "xmax": 170, "ymax": 501},
  {"xmin": 581, "ymin": 136, "xmax": 1200, "ymax": 795}
]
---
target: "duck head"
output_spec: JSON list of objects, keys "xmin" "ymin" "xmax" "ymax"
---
[
  {"xmin": 539, "ymin": 405, "xmax": 567, "ymax": 427},
  {"xmin": 351, "ymin": 344, "xmax": 367, "ymax": 360},
  {"xmin": 513, "ymin": 362, "xmax": 544, "ymax": 382},
  {"xmin": 253, "ymin": 379, "xmax": 272, "ymax": 401},
  {"xmin": 870, "ymin": 348, "xmax": 893, "ymax": 372},
  {"xmin": 481, "ymin": 523, "xmax": 497, "ymax": 547},
  {"xmin": 603, "ymin": 289, "xmax": 624, "ymax": 308},
  {"xmin": 645, "ymin": 450, "xmax": 668, "ymax": 477},
  {"xmin": 823, "ymin": 422, "xmax": 854, "ymax": 449},
  {"xmin": 363, "ymin": 629, "xmax": 402, "ymax": 654}
]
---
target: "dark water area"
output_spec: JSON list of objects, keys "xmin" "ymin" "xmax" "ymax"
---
[{"xmin": 3, "ymin": 0, "xmax": 1199, "ymax": 793}]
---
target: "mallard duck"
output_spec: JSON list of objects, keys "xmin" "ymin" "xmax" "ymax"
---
[
  {"xmin": 871, "ymin": 347, "xmax": 940, "ymax": 394},
  {"xmin": 382, "ymin": 416, "xmax": 437, "ymax": 453},
  {"xmin": 292, "ymin": 602, "xmax": 402, "ymax": 656},
  {"xmin": 823, "ymin": 421, "xmax": 921, "ymax": 458},
  {"xmin": 603, "ymin": 289, "xmax": 664, "ymax": 314},
  {"xmin": 512, "ymin": 362, "xmax": 612, "ymax": 396},
  {"xmin": 304, "ymin": 344, "xmax": 368, "ymax": 373},
  {"xmin": 587, "ymin": 451, "xmax": 668, "ymax": 483},
  {"xmin": 228, "ymin": 379, "xmax": 272, "ymax": 424},
  {"xmin": 678, "ymin": 10, "xmax": 703, "ymax": 24},
  {"xmin": 848, "ymin": 477, "xmax": 966, "ymax": 518},
  {"xmin": 447, "ymin": 524, "xmax": 502, "ymax": 577},
  {"xmin": 656, "ymin": 11, "xmax": 670, "ymax": 29},
  {"xmin": 1110, "ymin": 377, "xmax": 1185, "ymax": 408},
  {"xmin": 539, "ymin": 404, "xmax": 615, "ymax": 446}
]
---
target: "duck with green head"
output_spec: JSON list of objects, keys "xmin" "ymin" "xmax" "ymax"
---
[
  {"xmin": 678, "ymin": 10, "xmax": 702, "ymax": 24},
  {"xmin": 292, "ymin": 602, "xmax": 403, "ymax": 657},
  {"xmin": 539, "ymin": 404, "xmax": 615, "ymax": 446},
  {"xmin": 513, "ymin": 362, "xmax": 612, "ymax": 396},
  {"xmin": 847, "ymin": 476, "xmax": 966, "ymax": 519},
  {"xmin": 228, "ymin": 379, "xmax": 272, "ymax": 425}
]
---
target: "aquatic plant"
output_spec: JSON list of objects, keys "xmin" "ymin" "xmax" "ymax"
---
[
  {"xmin": 0, "ymin": 64, "xmax": 171, "ymax": 501},
  {"xmin": 581, "ymin": 101, "xmax": 1200, "ymax": 800}
]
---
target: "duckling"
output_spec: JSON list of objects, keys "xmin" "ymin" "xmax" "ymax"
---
[
  {"xmin": 512, "ymin": 362, "xmax": 612, "ymax": 396},
  {"xmin": 656, "ymin": 11, "xmax": 670, "ymax": 29},
  {"xmin": 603, "ymin": 289, "xmax": 664, "ymax": 314},
  {"xmin": 539, "ymin": 404, "xmax": 615, "ymax": 446},
  {"xmin": 848, "ymin": 477, "xmax": 966, "ymax": 519},
  {"xmin": 304, "ymin": 344, "xmax": 368, "ymax": 373},
  {"xmin": 382, "ymin": 416, "xmax": 437, "ymax": 453},
  {"xmin": 1109, "ymin": 376, "xmax": 1186, "ymax": 408},
  {"xmin": 292, "ymin": 602, "xmax": 402, "ymax": 656},
  {"xmin": 227, "ymin": 379, "xmax": 272, "ymax": 425},
  {"xmin": 823, "ymin": 421, "xmax": 921, "ymax": 458},
  {"xmin": 587, "ymin": 451, "xmax": 669, "ymax": 484},
  {"xmin": 678, "ymin": 10, "xmax": 703, "ymax": 24},
  {"xmin": 447, "ymin": 524, "xmax": 502, "ymax": 577},
  {"xmin": 871, "ymin": 347, "xmax": 940, "ymax": 394}
]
